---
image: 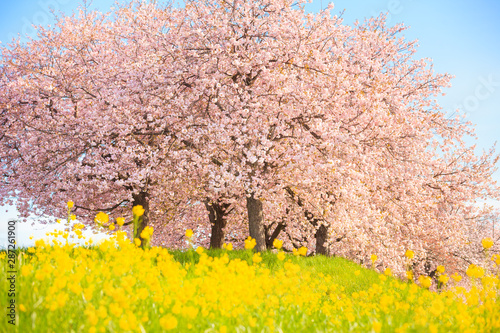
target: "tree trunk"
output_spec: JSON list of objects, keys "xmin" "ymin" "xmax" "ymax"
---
[
  {"xmin": 246, "ymin": 193, "xmax": 266, "ymax": 251},
  {"xmin": 265, "ymin": 220, "xmax": 286, "ymax": 249},
  {"xmin": 132, "ymin": 191, "xmax": 149, "ymax": 248},
  {"xmin": 315, "ymin": 224, "xmax": 330, "ymax": 256},
  {"xmin": 205, "ymin": 200, "xmax": 230, "ymax": 249}
]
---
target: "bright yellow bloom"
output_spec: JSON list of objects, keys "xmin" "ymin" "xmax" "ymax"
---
[
  {"xmin": 19, "ymin": 304, "xmax": 26, "ymax": 312},
  {"xmin": 116, "ymin": 217, "xmax": 125, "ymax": 226},
  {"xmin": 404, "ymin": 250, "xmax": 414, "ymax": 259},
  {"xmin": 94, "ymin": 212, "xmax": 109, "ymax": 224},
  {"xmin": 298, "ymin": 246, "xmax": 308, "ymax": 256},
  {"xmin": 451, "ymin": 272, "xmax": 462, "ymax": 282},
  {"xmin": 438, "ymin": 274, "xmax": 449, "ymax": 285},
  {"xmin": 406, "ymin": 270, "xmax": 414, "ymax": 281},
  {"xmin": 134, "ymin": 238, "xmax": 141, "ymax": 246},
  {"xmin": 492, "ymin": 254, "xmax": 500, "ymax": 266},
  {"xmin": 67, "ymin": 201, "xmax": 74, "ymax": 209},
  {"xmin": 252, "ymin": 253, "xmax": 262, "ymax": 264},
  {"xmin": 436, "ymin": 265, "xmax": 445, "ymax": 274},
  {"xmin": 132, "ymin": 205, "xmax": 145, "ymax": 217},
  {"xmin": 159, "ymin": 314, "xmax": 178, "ymax": 330},
  {"xmin": 21, "ymin": 265, "xmax": 31, "ymax": 276},
  {"xmin": 466, "ymin": 264, "xmax": 485, "ymax": 279},
  {"xmin": 140, "ymin": 226, "xmax": 154, "ymax": 239},
  {"xmin": 273, "ymin": 239, "xmax": 283, "ymax": 250},
  {"xmin": 222, "ymin": 242, "xmax": 233, "ymax": 251},
  {"xmin": 244, "ymin": 236, "xmax": 256, "ymax": 250},
  {"xmin": 370, "ymin": 254, "xmax": 377, "ymax": 263},
  {"xmin": 482, "ymin": 237, "xmax": 493, "ymax": 249},
  {"xmin": 109, "ymin": 224, "xmax": 115, "ymax": 231},
  {"xmin": 15, "ymin": 225, "xmax": 500, "ymax": 333},
  {"xmin": 418, "ymin": 275, "xmax": 432, "ymax": 289},
  {"xmin": 70, "ymin": 214, "xmax": 76, "ymax": 221},
  {"xmin": 196, "ymin": 247, "xmax": 204, "ymax": 255},
  {"xmin": 185, "ymin": 229, "xmax": 194, "ymax": 238}
]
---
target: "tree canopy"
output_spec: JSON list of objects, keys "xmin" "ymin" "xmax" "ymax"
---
[{"xmin": 1, "ymin": 0, "xmax": 498, "ymax": 273}]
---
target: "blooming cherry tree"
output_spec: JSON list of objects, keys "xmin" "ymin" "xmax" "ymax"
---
[{"xmin": 0, "ymin": 0, "xmax": 498, "ymax": 275}]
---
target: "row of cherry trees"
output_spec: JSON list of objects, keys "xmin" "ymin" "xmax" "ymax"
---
[{"xmin": 1, "ymin": 0, "xmax": 498, "ymax": 273}]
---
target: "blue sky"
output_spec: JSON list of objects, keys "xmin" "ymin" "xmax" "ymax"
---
[{"xmin": 1, "ymin": 0, "xmax": 499, "ymax": 247}]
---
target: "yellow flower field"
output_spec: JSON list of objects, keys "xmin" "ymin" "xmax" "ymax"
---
[{"xmin": 1, "ymin": 228, "xmax": 499, "ymax": 332}]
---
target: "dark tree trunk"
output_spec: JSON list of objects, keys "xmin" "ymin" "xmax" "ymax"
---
[
  {"xmin": 132, "ymin": 191, "xmax": 149, "ymax": 248},
  {"xmin": 284, "ymin": 186, "xmax": 335, "ymax": 256},
  {"xmin": 205, "ymin": 200, "xmax": 231, "ymax": 249},
  {"xmin": 246, "ymin": 193, "xmax": 266, "ymax": 251},
  {"xmin": 265, "ymin": 220, "xmax": 286, "ymax": 249},
  {"xmin": 315, "ymin": 224, "xmax": 330, "ymax": 256}
]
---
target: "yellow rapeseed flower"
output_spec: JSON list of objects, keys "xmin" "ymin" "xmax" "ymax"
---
[
  {"xmin": 373, "ymin": 321, "xmax": 382, "ymax": 332},
  {"xmin": 438, "ymin": 274, "xmax": 449, "ymax": 285},
  {"xmin": 277, "ymin": 251, "xmax": 286, "ymax": 261},
  {"xmin": 140, "ymin": 226, "xmax": 154, "ymax": 239},
  {"xmin": 116, "ymin": 217, "xmax": 125, "ymax": 226},
  {"xmin": 70, "ymin": 214, "xmax": 76, "ymax": 221},
  {"xmin": 222, "ymin": 242, "xmax": 233, "ymax": 251},
  {"xmin": 405, "ymin": 250, "xmax": 414, "ymax": 259},
  {"xmin": 67, "ymin": 201, "xmax": 74, "ymax": 209},
  {"xmin": 19, "ymin": 304, "xmax": 26, "ymax": 312},
  {"xmin": 298, "ymin": 246, "xmax": 308, "ymax": 256},
  {"xmin": 94, "ymin": 212, "xmax": 109, "ymax": 224},
  {"xmin": 196, "ymin": 246, "xmax": 204, "ymax": 255},
  {"xmin": 436, "ymin": 265, "xmax": 445, "ymax": 274},
  {"xmin": 244, "ymin": 236, "xmax": 256, "ymax": 250},
  {"xmin": 451, "ymin": 272, "xmax": 462, "ymax": 282},
  {"xmin": 132, "ymin": 205, "xmax": 145, "ymax": 217},
  {"xmin": 370, "ymin": 254, "xmax": 377, "ymax": 263},
  {"xmin": 21, "ymin": 265, "xmax": 31, "ymax": 276},
  {"xmin": 492, "ymin": 254, "xmax": 500, "ymax": 266},
  {"xmin": 418, "ymin": 275, "xmax": 432, "ymax": 289},
  {"xmin": 384, "ymin": 268, "xmax": 392, "ymax": 276},
  {"xmin": 482, "ymin": 237, "xmax": 494, "ymax": 250},
  {"xmin": 252, "ymin": 253, "xmax": 263, "ymax": 264},
  {"xmin": 185, "ymin": 229, "xmax": 194, "ymax": 238},
  {"xmin": 406, "ymin": 270, "xmax": 414, "ymax": 281},
  {"xmin": 273, "ymin": 239, "xmax": 283, "ymax": 250},
  {"xmin": 466, "ymin": 264, "xmax": 485, "ymax": 279},
  {"xmin": 134, "ymin": 238, "xmax": 141, "ymax": 246},
  {"xmin": 109, "ymin": 224, "xmax": 115, "ymax": 231},
  {"xmin": 159, "ymin": 314, "xmax": 178, "ymax": 330}
]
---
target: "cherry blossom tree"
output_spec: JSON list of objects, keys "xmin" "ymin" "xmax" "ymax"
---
[
  {"xmin": 1, "ymin": 0, "xmax": 498, "ymax": 275},
  {"xmin": 0, "ymin": 2, "xmax": 208, "ymax": 246},
  {"xmin": 178, "ymin": 0, "xmax": 499, "ymax": 268}
]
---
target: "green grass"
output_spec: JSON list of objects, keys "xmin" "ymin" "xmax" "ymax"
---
[{"xmin": 170, "ymin": 249, "xmax": 381, "ymax": 294}]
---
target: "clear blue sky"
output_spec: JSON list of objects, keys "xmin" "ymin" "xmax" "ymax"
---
[{"xmin": 1, "ymin": 0, "xmax": 499, "ymax": 247}]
